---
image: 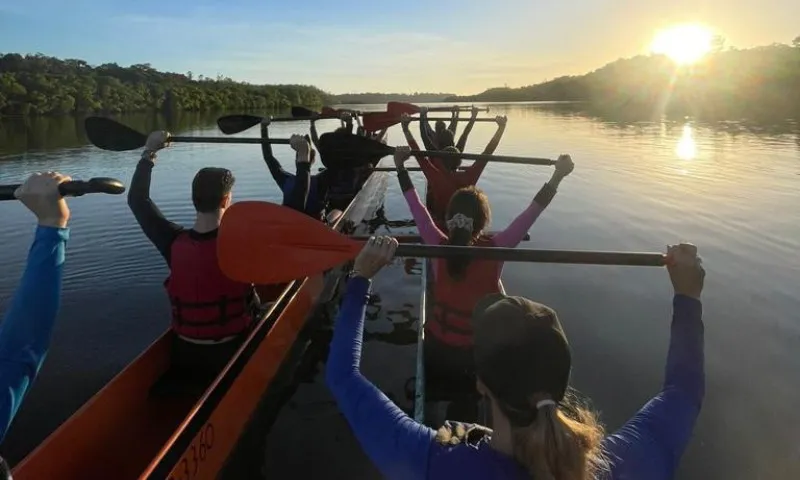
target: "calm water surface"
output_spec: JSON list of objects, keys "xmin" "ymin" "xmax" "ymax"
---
[{"xmin": 0, "ymin": 104, "xmax": 798, "ymax": 479}]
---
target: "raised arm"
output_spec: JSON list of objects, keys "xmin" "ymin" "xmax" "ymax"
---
[
  {"xmin": 309, "ymin": 117, "xmax": 321, "ymax": 150},
  {"xmin": 260, "ymin": 120, "xmax": 291, "ymax": 189},
  {"xmin": 448, "ymin": 105, "xmax": 459, "ymax": 136},
  {"xmin": 455, "ymin": 107, "xmax": 479, "ymax": 152},
  {"xmin": 418, "ymin": 108, "xmax": 438, "ymax": 150},
  {"xmin": 284, "ymin": 135, "xmax": 312, "ymax": 213},
  {"xmin": 481, "ymin": 115, "xmax": 508, "ymax": 155},
  {"xmin": 0, "ymin": 173, "xmax": 70, "ymax": 442},
  {"xmin": 603, "ymin": 245, "xmax": 705, "ymax": 480},
  {"xmin": 325, "ymin": 238, "xmax": 435, "ymax": 480},
  {"xmin": 394, "ymin": 147, "xmax": 447, "ymax": 245},
  {"xmin": 127, "ymin": 132, "xmax": 184, "ymax": 263},
  {"xmin": 492, "ymin": 154, "xmax": 573, "ymax": 248}
]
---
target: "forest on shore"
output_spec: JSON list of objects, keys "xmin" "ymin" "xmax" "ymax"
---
[
  {"xmin": 0, "ymin": 53, "xmax": 452, "ymax": 116},
  {"xmin": 3, "ymin": 36, "xmax": 800, "ymax": 120},
  {"xmin": 446, "ymin": 36, "xmax": 800, "ymax": 120}
]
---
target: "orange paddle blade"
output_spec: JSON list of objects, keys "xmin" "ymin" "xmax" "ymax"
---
[
  {"xmin": 218, "ymin": 201, "xmax": 363, "ymax": 284},
  {"xmin": 363, "ymin": 111, "xmax": 401, "ymax": 132},
  {"xmin": 387, "ymin": 101, "xmax": 420, "ymax": 116}
]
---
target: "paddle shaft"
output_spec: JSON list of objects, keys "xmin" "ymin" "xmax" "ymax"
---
[
  {"xmin": 412, "ymin": 117, "xmax": 495, "ymax": 122},
  {"xmin": 373, "ymin": 167, "xmax": 467, "ymax": 172},
  {"xmin": 351, "ymin": 233, "xmax": 531, "ymax": 242},
  {"xmin": 393, "ymin": 244, "xmax": 666, "ymax": 267},
  {"xmin": 408, "ymin": 150, "xmax": 555, "ymax": 166},
  {"xmin": 0, "ymin": 179, "xmax": 125, "ymax": 201},
  {"xmin": 170, "ymin": 136, "xmax": 291, "ymax": 145},
  {"xmin": 424, "ymin": 106, "xmax": 489, "ymax": 112}
]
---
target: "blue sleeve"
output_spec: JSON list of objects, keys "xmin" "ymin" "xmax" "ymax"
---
[
  {"xmin": 284, "ymin": 163, "xmax": 310, "ymax": 213},
  {"xmin": 0, "ymin": 226, "xmax": 68, "ymax": 442},
  {"xmin": 325, "ymin": 276, "xmax": 436, "ymax": 480},
  {"xmin": 602, "ymin": 295, "xmax": 704, "ymax": 480}
]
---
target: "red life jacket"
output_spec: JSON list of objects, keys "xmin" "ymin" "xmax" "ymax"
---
[
  {"xmin": 428, "ymin": 237, "xmax": 501, "ymax": 348},
  {"xmin": 165, "ymin": 232, "xmax": 254, "ymax": 341}
]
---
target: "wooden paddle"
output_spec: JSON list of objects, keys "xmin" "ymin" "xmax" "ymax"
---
[
  {"xmin": 84, "ymin": 117, "xmax": 292, "ymax": 152},
  {"xmin": 317, "ymin": 131, "xmax": 556, "ymax": 168},
  {"xmin": 217, "ymin": 201, "xmax": 667, "ymax": 284},
  {"xmin": 387, "ymin": 101, "xmax": 489, "ymax": 115},
  {"xmin": 0, "ymin": 177, "xmax": 126, "ymax": 201}
]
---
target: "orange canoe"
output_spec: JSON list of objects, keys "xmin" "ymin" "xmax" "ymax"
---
[{"xmin": 12, "ymin": 171, "xmax": 389, "ymax": 480}]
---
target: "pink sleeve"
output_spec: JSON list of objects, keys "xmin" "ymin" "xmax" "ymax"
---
[
  {"xmin": 491, "ymin": 200, "xmax": 546, "ymax": 248},
  {"xmin": 403, "ymin": 189, "xmax": 447, "ymax": 245}
]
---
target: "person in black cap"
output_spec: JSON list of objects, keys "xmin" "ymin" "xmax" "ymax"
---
[{"xmin": 325, "ymin": 237, "xmax": 705, "ymax": 480}]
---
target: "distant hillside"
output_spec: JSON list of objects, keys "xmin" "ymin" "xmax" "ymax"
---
[
  {"xmin": 331, "ymin": 92, "xmax": 454, "ymax": 104},
  {"xmin": 446, "ymin": 36, "xmax": 800, "ymax": 120},
  {"xmin": 0, "ymin": 52, "xmax": 331, "ymax": 116}
]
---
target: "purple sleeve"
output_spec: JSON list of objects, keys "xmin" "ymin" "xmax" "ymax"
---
[
  {"xmin": 325, "ymin": 276, "xmax": 436, "ymax": 480},
  {"xmin": 491, "ymin": 200, "xmax": 545, "ymax": 248},
  {"xmin": 402, "ymin": 189, "xmax": 447, "ymax": 245},
  {"xmin": 602, "ymin": 295, "xmax": 705, "ymax": 480}
]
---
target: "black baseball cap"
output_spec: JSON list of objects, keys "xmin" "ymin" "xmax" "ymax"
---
[{"xmin": 471, "ymin": 293, "xmax": 572, "ymax": 424}]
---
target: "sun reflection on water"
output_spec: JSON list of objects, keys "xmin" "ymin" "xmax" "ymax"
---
[{"xmin": 676, "ymin": 123, "xmax": 697, "ymax": 160}]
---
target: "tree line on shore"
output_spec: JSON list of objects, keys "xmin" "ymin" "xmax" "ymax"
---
[{"xmin": 446, "ymin": 36, "xmax": 800, "ymax": 120}]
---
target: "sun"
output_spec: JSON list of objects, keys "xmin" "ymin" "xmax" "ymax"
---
[{"xmin": 650, "ymin": 24, "xmax": 714, "ymax": 65}]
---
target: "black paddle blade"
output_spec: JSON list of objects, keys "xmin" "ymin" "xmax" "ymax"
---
[
  {"xmin": 317, "ymin": 131, "xmax": 394, "ymax": 170},
  {"xmin": 84, "ymin": 117, "xmax": 147, "ymax": 151},
  {"xmin": 291, "ymin": 106, "xmax": 318, "ymax": 118},
  {"xmin": 217, "ymin": 114, "xmax": 263, "ymax": 135}
]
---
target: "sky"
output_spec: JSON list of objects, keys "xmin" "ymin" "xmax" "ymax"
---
[{"xmin": 1, "ymin": 0, "xmax": 798, "ymax": 95}]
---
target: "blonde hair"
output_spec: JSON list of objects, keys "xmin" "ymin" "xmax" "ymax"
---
[{"xmin": 509, "ymin": 397, "xmax": 606, "ymax": 480}]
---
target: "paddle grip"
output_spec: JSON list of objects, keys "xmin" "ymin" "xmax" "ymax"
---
[
  {"xmin": 171, "ymin": 136, "xmax": 292, "ymax": 145},
  {"xmin": 0, "ymin": 177, "xmax": 126, "ymax": 201},
  {"xmin": 394, "ymin": 244, "xmax": 666, "ymax": 267}
]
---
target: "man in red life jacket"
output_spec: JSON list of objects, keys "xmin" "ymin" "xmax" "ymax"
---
[{"xmin": 128, "ymin": 130, "xmax": 312, "ymax": 380}]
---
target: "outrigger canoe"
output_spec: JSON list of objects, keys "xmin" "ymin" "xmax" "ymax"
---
[{"xmin": 12, "ymin": 170, "xmax": 389, "ymax": 480}]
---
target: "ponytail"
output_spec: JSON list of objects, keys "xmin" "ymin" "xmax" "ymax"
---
[
  {"xmin": 510, "ymin": 399, "xmax": 606, "ymax": 480},
  {"xmin": 445, "ymin": 225, "xmax": 475, "ymax": 281}
]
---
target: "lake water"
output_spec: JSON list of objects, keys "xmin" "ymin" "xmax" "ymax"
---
[{"xmin": 0, "ymin": 103, "xmax": 798, "ymax": 479}]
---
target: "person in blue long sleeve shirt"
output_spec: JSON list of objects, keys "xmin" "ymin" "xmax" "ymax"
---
[
  {"xmin": 326, "ymin": 237, "xmax": 705, "ymax": 480},
  {"xmin": 0, "ymin": 172, "xmax": 72, "ymax": 443}
]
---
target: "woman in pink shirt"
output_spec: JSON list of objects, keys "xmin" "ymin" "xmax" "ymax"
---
[{"xmin": 393, "ymin": 146, "xmax": 574, "ymax": 409}]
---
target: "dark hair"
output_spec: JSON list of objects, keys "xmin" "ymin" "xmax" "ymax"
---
[
  {"xmin": 439, "ymin": 145, "xmax": 462, "ymax": 171},
  {"xmin": 192, "ymin": 167, "xmax": 235, "ymax": 213},
  {"xmin": 434, "ymin": 120, "xmax": 447, "ymax": 134},
  {"xmin": 444, "ymin": 186, "xmax": 491, "ymax": 280},
  {"xmin": 436, "ymin": 129, "xmax": 455, "ymax": 149}
]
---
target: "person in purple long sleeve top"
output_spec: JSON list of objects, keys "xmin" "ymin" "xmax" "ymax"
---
[
  {"xmin": 326, "ymin": 237, "xmax": 705, "ymax": 480},
  {"xmin": 0, "ymin": 172, "xmax": 72, "ymax": 445}
]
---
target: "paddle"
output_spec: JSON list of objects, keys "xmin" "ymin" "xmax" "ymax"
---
[
  {"xmin": 218, "ymin": 201, "xmax": 666, "ymax": 284},
  {"xmin": 216, "ymin": 114, "xmax": 331, "ymax": 135},
  {"xmin": 387, "ymin": 101, "xmax": 490, "ymax": 115},
  {"xmin": 84, "ymin": 117, "xmax": 291, "ymax": 152},
  {"xmin": 351, "ymin": 233, "xmax": 530, "ymax": 242},
  {"xmin": 362, "ymin": 111, "xmax": 495, "ymax": 131},
  {"xmin": 318, "ymin": 131, "xmax": 556, "ymax": 168},
  {"xmin": 291, "ymin": 106, "xmax": 361, "ymax": 119},
  {"xmin": 0, "ymin": 177, "xmax": 126, "ymax": 201}
]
